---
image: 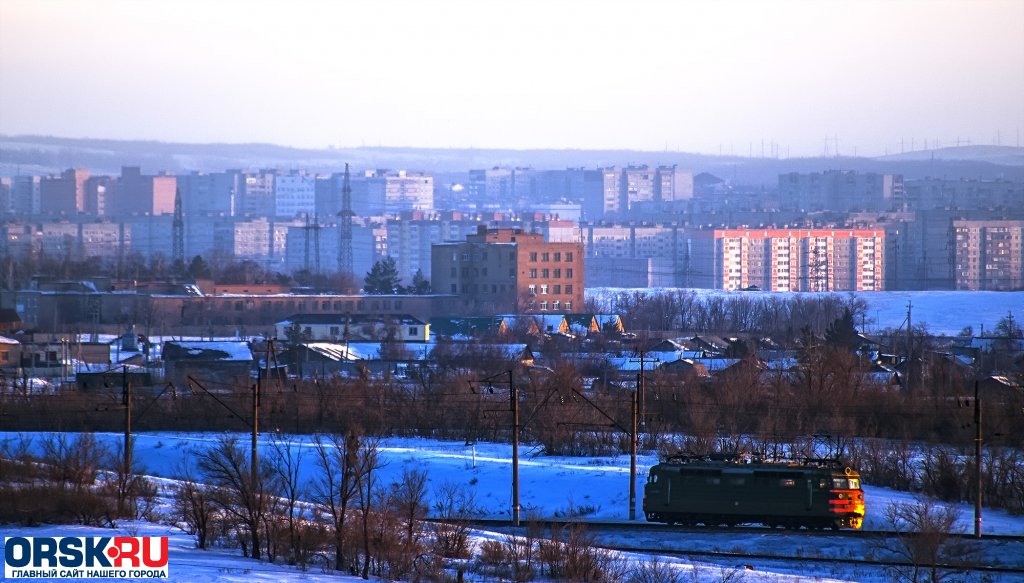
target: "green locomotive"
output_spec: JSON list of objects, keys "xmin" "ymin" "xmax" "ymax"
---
[{"xmin": 643, "ymin": 453, "xmax": 864, "ymax": 529}]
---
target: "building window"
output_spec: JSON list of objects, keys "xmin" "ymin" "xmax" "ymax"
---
[
  {"xmin": 461, "ymin": 253, "xmax": 469, "ymax": 261},
  {"xmin": 554, "ymin": 268, "xmax": 561, "ymax": 278},
  {"xmin": 451, "ymin": 284, "xmax": 457, "ymax": 293},
  {"xmin": 530, "ymin": 268, "xmax": 537, "ymax": 278},
  {"xmin": 542, "ymin": 269, "xmax": 549, "ymax": 278},
  {"xmin": 552, "ymin": 300, "xmax": 560, "ymax": 310},
  {"xmin": 529, "ymin": 252, "xmax": 538, "ymax": 261},
  {"xmin": 565, "ymin": 301, "xmax": 572, "ymax": 311},
  {"xmin": 553, "ymin": 284, "xmax": 561, "ymax": 294},
  {"xmin": 566, "ymin": 252, "xmax": 574, "ymax": 261},
  {"xmin": 540, "ymin": 301, "xmax": 548, "ymax": 311},
  {"xmin": 554, "ymin": 252, "xmax": 561, "ymax": 261},
  {"xmin": 566, "ymin": 268, "xmax": 573, "ymax": 278},
  {"xmin": 322, "ymin": 301, "xmax": 330, "ymax": 310},
  {"xmin": 566, "ymin": 284, "xmax": 573, "ymax": 294},
  {"xmin": 330, "ymin": 326, "xmax": 340, "ymax": 336},
  {"xmin": 528, "ymin": 284, "xmax": 536, "ymax": 295},
  {"xmin": 542, "ymin": 252, "xmax": 550, "ymax": 261},
  {"xmin": 409, "ymin": 326, "xmax": 418, "ymax": 336},
  {"xmin": 509, "ymin": 268, "xmax": 514, "ymax": 277},
  {"xmin": 540, "ymin": 284, "xmax": 548, "ymax": 294}
]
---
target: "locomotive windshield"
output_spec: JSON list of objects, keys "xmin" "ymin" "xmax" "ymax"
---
[{"xmin": 833, "ymin": 478, "xmax": 861, "ymax": 489}]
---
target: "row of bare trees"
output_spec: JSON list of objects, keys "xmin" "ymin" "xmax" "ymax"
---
[
  {"xmin": 585, "ymin": 288, "xmax": 869, "ymax": 340},
  {"xmin": 170, "ymin": 431, "xmax": 480, "ymax": 579},
  {"xmin": 0, "ymin": 432, "xmax": 157, "ymax": 526}
]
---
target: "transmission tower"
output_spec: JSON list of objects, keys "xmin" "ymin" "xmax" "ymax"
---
[
  {"xmin": 337, "ymin": 163, "xmax": 354, "ymax": 276},
  {"xmin": 172, "ymin": 187, "xmax": 184, "ymax": 268},
  {"xmin": 302, "ymin": 212, "xmax": 322, "ymax": 275}
]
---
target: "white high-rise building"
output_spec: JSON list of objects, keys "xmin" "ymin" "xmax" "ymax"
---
[{"xmin": 274, "ymin": 172, "xmax": 316, "ymax": 218}]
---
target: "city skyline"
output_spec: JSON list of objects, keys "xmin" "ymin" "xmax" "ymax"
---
[{"xmin": 1, "ymin": 0, "xmax": 1022, "ymax": 158}]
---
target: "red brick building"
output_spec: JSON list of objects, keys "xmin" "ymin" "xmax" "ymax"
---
[{"xmin": 431, "ymin": 226, "xmax": 584, "ymax": 314}]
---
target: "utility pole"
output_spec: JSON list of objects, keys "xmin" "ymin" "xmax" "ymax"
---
[
  {"xmin": 123, "ymin": 365, "xmax": 132, "ymax": 480},
  {"xmin": 906, "ymin": 301, "xmax": 913, "ymax": 391},
  {"xmin": 510, "ymin": 369, "xmax": 520, "ymax": 527},
  {"xmin": 974, "ymin": 380, "xmax": 982, "ymax": 538},
  {"xmin": 629, "ymin": 389, "xmax": 638, "ymax": 521},
  {"xmin": 629, "ymin": 348, "xmax": 658, "ymax": 430},
  {"xmin": 251, "ymin": 377, "xmax": 259, "ymax": 488}
]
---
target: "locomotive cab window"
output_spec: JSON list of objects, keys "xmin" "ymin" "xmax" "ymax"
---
[
  {"xmin": 833, "ymin": 478, "xmax": 861, "ymax": 489},
  {"xmin": 780, "ymin": 478, "xmax": 796, "ymax": 487}
]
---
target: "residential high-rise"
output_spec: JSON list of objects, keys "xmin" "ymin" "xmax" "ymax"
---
[
  {"xmin": 40, "ymin": 168, "xmax": 89, "ymax": 215},
  {"xmin": 112, "ymin": 167, "xmax": 176, "ymax": 216},
  {"xmin": 778, "ymin": 170, "xmax": 904, "ymax": 212},
  {"xmin": 688, "ymin": 228, "xmax": 885, "ymax": 292},
  {"xmin": 953, "ymin": 220, "xmax": 1024, "ymax": 290},
  {"xmin": 274, "ymin": 171, "xmax": 315, "ymax": 218}
]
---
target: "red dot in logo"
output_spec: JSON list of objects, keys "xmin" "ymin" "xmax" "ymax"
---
[{"xmin": 106, "ymin": 546, "xmax": 119, "ymax": 559}]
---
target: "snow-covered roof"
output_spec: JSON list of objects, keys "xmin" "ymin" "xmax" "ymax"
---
[
  {"xmin": 163, "ymin": 340, "xmax": 253, "ymax": 362},
  {"xmin": 0, "ymin": 335, "xmax": 19, "ymax": 345}
]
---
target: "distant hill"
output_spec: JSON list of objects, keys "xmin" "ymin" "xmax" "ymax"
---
[
  {"xmin": 2, "ymin": 135, "xmax": 1022, "ymax": 185},
  {"xmin": 875, "ymin": 145, "xmax": 1024, "ymax": 166}
]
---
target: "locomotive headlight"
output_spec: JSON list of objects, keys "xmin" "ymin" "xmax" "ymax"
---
[{"xmin": 837, "ymin": 493, "xmax": 845, "ymax": 499}]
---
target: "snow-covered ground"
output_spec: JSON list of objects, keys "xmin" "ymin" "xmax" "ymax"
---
[{"xmin": 3, "ymin": 432, "xmax": 1023, "ymax": 581}]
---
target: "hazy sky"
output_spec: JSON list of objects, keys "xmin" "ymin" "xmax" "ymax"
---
[{"xmin": 1, "ymin": 0, "xmax": 1022, "ymax": 157}]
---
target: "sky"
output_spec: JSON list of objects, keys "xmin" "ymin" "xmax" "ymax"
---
[{"xmin": 1, "ymin": 0, "xmax": 1022, "ymax": 157}]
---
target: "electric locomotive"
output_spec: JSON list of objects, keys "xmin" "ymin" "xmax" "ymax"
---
[{"xmin": 642, "ymin": 453, "xmax": 864, "ymax": 529}]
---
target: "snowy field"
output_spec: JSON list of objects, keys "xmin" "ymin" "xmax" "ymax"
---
[
  {"xmin": 2, "ymin": 431, "xmax": 1023, "ymax": 582},
  {"xmin": 588, "ymin": 288, "xmax": 1024, "ymax": 336}
]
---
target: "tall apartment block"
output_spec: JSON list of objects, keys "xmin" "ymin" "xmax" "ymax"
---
[
  {"xmin": 432, "ymin": 226, "xmax": 584, "ymax": 315},
  {"xmin": 778, "ymin": 170, "xmax": 903, "ymax": 212},
  {"xmin": 113, "ymin": 167, "xmax": 176, "ymax": 216},
  {"xmin": 177, "ymin": 171, "xmax": 239, "ymax": 216},
  {"xmin": 274, "ymin": 171, "xmax": 316, "ymax": 218},
  {"xmin": 953, "ymin": 220, "xmax": 1024, "ymax": 290},
  {"xmin": 688, "ymin": 228, "xmax": 886, "ymax": 292},
  {"xmin": 600, "ymin": 165, "xmax": 694, "ymax": 216},
  {"xmin": 40, "ymin": 168, "xmax": 89, "ymax": 215}
]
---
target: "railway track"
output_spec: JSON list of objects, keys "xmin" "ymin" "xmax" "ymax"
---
[
  {"xmin": 447, "ymin": 518, "xmax": 1023, "ymax": 542},
  {"xmin": 438, "ymin": 518, "xmax": 1024, "ymax": 576},
  {"xmin": 594, "ymin": 542, "xmax": 1024, "ymax": 577}
]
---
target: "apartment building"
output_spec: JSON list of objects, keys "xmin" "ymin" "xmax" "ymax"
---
[
  {"xmin": 274, "ymin": 171, "xmax": 315, "ymax": 218},
  {"xmin": 40, "ymin": 168, "xmax": 89, "ymax": 215},
  {"xmin": 688, "ymin": 228, "xmax": 886, "ymax": 292},
  {"xmin": 111, "ymin": 167, "xmax": 176, "ymax": 216},
  {"xmin": 431, "ymin": 226, "xmax": 584, "ymax": 314},
  {"xmin": 953, "ymin": 220, "xmax": 1024, "ymax": 290},
  {"xmin": 778, "ymin": 170, "xmax": 903, "ymax": 212}
]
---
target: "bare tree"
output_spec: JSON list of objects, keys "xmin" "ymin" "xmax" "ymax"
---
[
  {"xmin": 878, "ymin": 498, "xmax": 979, "ymax": 582},
  {"xmin": 267, "ymin": 434, "xmax": 307, "ymax": 565},
  {"xmin": 171, "ymin": 456, "xmax": 218, "ymax": 550},
  {"xmin": 195, "ymin": 435, "xmax": 272, "ymax": 561},
  {"xmin": 310, "ymin": 431, "xmax": 369, "ymax": 573},
  {"xmin": 430, "ymin": 481, "xmax": 478, "ymax": 559}
]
